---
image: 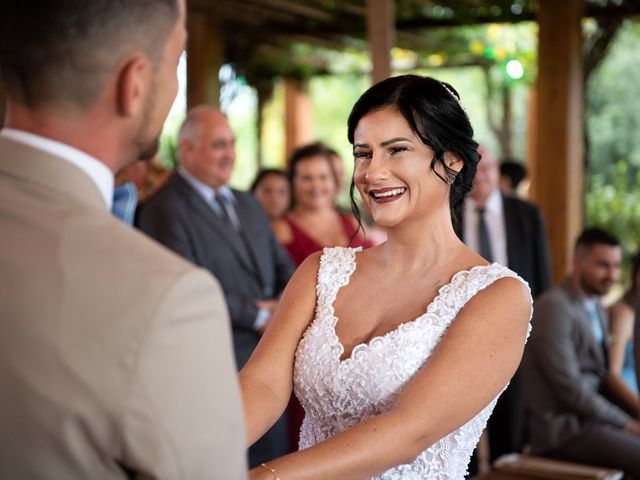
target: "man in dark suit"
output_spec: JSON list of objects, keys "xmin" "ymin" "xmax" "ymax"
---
[
  {"xmin": 458, "ymin": 146, "xmax": 552, "ymax": 465},
  {"xmin": 522, "ymin": 228, "xmax": 640, "ymax": 474},
  {"xmin": 137, "ymin": 106, "xmax": 294, "ymax": 466}
]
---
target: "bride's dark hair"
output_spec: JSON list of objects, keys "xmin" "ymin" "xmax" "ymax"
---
[{"xmin": 346, "ymin": 74, "xmax": 480, "ymax": 228}]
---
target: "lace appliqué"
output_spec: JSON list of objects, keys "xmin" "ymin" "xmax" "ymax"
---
[{"xmin": 293, "ymin": 247, "xmax": 532, "ymax": 479}]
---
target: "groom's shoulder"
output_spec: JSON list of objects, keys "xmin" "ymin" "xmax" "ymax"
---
[
  {"xmin": 115, "ymin": 219, "xmax": 199, "ymax": 276},
  {"xmin": 92, "ymin": 215, "xmax": 215, "ymax": 299}
]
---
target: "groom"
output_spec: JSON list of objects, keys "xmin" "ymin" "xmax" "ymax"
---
[{"xmin": 0, "ymin": 1, "xmax": 246, "ymax": 478}]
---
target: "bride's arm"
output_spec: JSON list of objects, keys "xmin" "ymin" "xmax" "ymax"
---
[
  {"xmin": 249, "ymin": 276, "xmax": 532, "ymax": 480},
  {"xmin": 239, "ymin": 252, "xmax": 321, "ymax": 445}
]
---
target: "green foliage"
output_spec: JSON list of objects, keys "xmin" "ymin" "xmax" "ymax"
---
[
  {"xmin": 585, "ymin": 20, "xmax": 640, "ymax": 274},
  {"xmin": 227, "ymin": 85, "xmax": 259, "ymax": 190},
  {"xmin": 587, "ymin": 21, "xmax": 640, "ymax": 177},
  {"xmin": 586, "ymin": 161, "xmax": 640, "ymax": 253}
]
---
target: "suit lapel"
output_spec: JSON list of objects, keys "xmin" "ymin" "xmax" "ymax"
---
[
  {"xmin": 173, "ymin": 175, "xmax": 257, "ymax": 275},
  {"xmin": 562, "ymin": 280, "xmax": 607, "ymax": 366},
  {"xmin": 232, "ymin": 191, "xmax": 270, "ymax": 288},
  {"xmin": 502, "ymin": 195, "xmax": 518, "ymax": 269}
]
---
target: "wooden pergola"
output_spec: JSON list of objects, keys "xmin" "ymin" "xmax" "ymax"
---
[
  {"xmin": 1, "ymin": 0, "xmax": 638, "ymax": 282},
  {"xmin": 183, "ymin": 0, "xmax": 640, "ymax": 284}
]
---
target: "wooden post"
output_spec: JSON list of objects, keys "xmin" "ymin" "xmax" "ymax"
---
[
  {"xmin": 526, "ymin": 87, "xmax": 537, "ymax": 198},
  {"xmin": 366, "ymin": 0, "xmax": 395, "ymax": 83},
  {"xmin": 284, "ymin": 78, "xmax": 312, "ymax": 162},
  {"xmin": 533, "ymin": 0, "xmax": 584, "ymax": 283},
  {"xmin": 256, "ymin": 82, "xmax": 274, "ymax": 170},
  {"xmin": 0, "ymin": 79, "xmax": 5, "ymax": 128},
  {"xmin": 186, "ymin": 12, "xmax": 224, "ymax": 108},
  {"xmin": 0, "ymin": 75, "xmax": 6, "ymax": 128}
]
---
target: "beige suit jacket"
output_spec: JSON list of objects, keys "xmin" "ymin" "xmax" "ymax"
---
[{"xmin": 0, "ymin": 136, "xmax": 247, "ymax": 479}]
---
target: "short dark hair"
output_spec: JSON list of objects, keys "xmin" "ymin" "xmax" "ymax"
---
[
  {"xmin": 287, "ymin": 141, "xmax": 338, "ymax": 186},
  {"xmin": 346, "ymin": 75, "xmax": 479, "ymax": 223},
  {"xmin": 575, "ymin": 228, "xmax": 620, "ymax": 254},
  {"xmin": 500, "ymin": 160, "xmax": 528, "ymax": 190},
  {"xmin": 250, "ymin": 168, "xmax": 288, "ymax": 193},
  {"xmin": 0, "ymin": 0, "xmax": 179, "ymax": 109}
]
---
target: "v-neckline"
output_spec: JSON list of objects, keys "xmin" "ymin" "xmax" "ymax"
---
[{"xmin": 329, "ymin": 254, "xmax": 497, "ymax": 365}]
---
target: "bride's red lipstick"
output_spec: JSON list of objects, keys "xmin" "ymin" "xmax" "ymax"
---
[{"xmin": 369, "ymin": 187, "xmax": 407, "ymax": 203}]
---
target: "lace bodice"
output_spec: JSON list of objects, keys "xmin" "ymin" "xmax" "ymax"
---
[{"xmin": 293, "ymin": 247, "xmax": 532, "ymax": 479}]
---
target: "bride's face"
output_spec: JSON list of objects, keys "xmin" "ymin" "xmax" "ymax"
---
[{"xmin": 352, "ymin": 107, "xmax": 452, "ymax": 228}]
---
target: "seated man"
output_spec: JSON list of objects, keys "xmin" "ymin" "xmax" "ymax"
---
[{"xmin": 522, "ymin": 228, "xmax": 640, "ymax": 475}]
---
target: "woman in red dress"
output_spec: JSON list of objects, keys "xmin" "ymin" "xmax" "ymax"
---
[
  {"xmin": 272, "ymin": 142, "xmax": 373, "ymax": 450},
  {"xmin": 273, "ymin": 142, "xmax": 373, "ymax": 265}
]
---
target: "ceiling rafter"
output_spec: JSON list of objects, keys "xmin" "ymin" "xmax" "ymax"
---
[{"xmin": 187, "ymin": 0, "xmax": 640, "ymax": 83}]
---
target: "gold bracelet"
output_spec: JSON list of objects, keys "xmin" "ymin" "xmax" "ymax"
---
[{"xmin": 259, "ymin": 462, "xmax": 280, "ymax": 480}]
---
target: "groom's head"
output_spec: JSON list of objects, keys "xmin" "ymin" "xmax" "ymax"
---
[{"xmin": 0, "ymin": 0, "xmax": 186, "ymax": 166}]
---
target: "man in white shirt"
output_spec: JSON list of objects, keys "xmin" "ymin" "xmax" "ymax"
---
[
  {"xmin": 459, "ymin": 145, "xmax": 552, "ymax": 464},
  {"xmin": 0, "ymin": 1, "xmax": 246, "ymax": 478}
]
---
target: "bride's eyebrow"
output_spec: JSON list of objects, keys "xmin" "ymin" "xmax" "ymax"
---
[
  {"xmin": 353, "ymin": 143, "xmax": 370, "ymax": 149},
  {"xmin": 380, "ymin": 137, "xmax": 412, "ymax": 147}
]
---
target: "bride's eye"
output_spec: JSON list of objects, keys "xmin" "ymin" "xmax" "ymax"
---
[
  {"xmin": 388, "ymin": 146, "xmax": 408, "ymax": 156},
  {"xmin": 353, "ymin": 150, "xmax": 371, "ymax": 160}
]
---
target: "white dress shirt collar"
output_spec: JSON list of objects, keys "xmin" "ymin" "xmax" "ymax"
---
[{"xmin": 0, "ymin": 128, "xmax": 114, "ymax": 209}]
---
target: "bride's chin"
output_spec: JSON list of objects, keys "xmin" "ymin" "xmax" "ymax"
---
[{"xmin": 371, "ymin": 213, "xmax": 399, "ymax": 229}]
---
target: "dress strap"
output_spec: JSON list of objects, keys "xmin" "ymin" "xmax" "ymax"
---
[
  {"xmin": 432, "ymin": 263, "xmax": 533, "ymax": 336},
  {"xmin": 315, "ymin": 247, "xmax": 360, "ymax": 325}
]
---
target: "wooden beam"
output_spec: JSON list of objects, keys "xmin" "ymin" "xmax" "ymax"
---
[
  {"xmin": 526, "ymin": 87, "xmax": 537, "ymax": 198},
  {"xmin": 186, "ymin": 11, "xmax": 224, "ymax": 108},
  {"xmin": 245, "ymin": 0, "xmax": 337, "ymax": 22},
  {"xmin": 255, "ymin": 81, "xmax": 274, "ymax": 170},
  {"xmin": 532, "ymin": 0, "xmax": 584, "ymax": 284},
  {"xmin": 284, "ymin": 78, "xmax": 312, "ymax": 162},
  {"xmin": 366, "ymin": 0, "xmax": 395, "ymax": 83}
]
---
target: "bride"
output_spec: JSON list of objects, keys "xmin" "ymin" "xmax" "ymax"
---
[{"xmin": 239, "ymin": 75, "xmax": 532, "ymax": 479}]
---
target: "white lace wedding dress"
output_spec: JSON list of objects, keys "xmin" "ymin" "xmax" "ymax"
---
[{"xmin": 293, "ymin": 247, "xmax": 531, "ymax": 479}]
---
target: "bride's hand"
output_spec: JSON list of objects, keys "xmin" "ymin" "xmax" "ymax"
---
[{"xmin": 248, "ymin": 464, "xmax": 277, "ymax": 480}]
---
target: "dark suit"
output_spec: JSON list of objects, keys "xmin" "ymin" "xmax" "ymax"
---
[
  {"xmin": 458, "ymin": 193, "xmax": 552, "ymax": 463},
  {"xmin": 457, "ymin": 194, "xmax": 551, "ymax": 298},
  {"xmin": 136, "ymin": 172, "xmax": 295, "ymax": 466},
  {"xmin": 521, "ymin": 279, "xmax": 640, "ymax": 473}
]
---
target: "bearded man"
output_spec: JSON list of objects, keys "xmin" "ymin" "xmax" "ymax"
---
[
  {"xmin": 0, "ymin": 1, "xmax": 245, "ymax": 478},
  {"xmin": 522, "ymin": 228, "xmax": 640, "ymax": 475}
]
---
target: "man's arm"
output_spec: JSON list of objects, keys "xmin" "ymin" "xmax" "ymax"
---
[
  {"xmin": 530, "ymin": 295, "xmax": 631, "ymax": 427},
  {"xmin": 120, "ymin": 268, "xmax": 246, "ymax": 479}
]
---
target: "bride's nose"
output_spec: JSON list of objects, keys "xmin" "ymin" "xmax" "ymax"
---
[{"xmin": 364, "ymin": 153, "xmax": 390, "ymax": 183}]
